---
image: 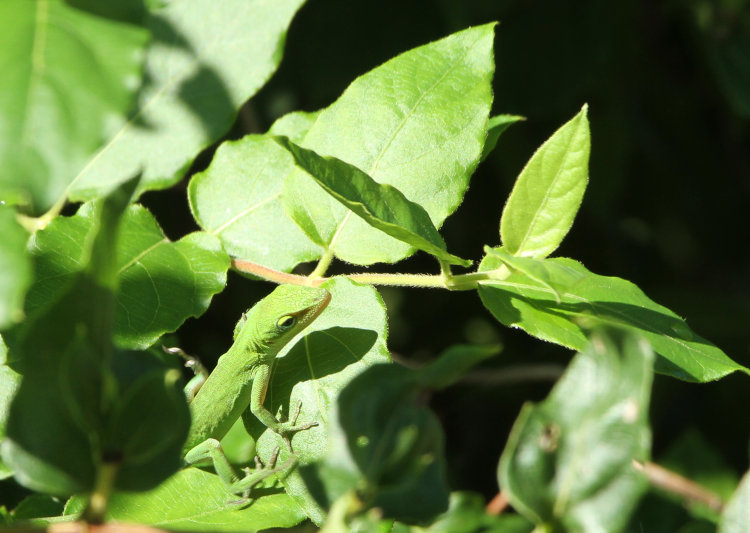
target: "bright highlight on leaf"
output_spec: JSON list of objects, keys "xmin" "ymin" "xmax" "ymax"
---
[
  {"xmin": 67, "ymin": 0, "xmax": 307, "ymax": 204},
  {"xmin": 0, "ymin": 0, "xmax": 148, "ymax": 213},
  {"xmin": 500, "ymin": 105, "xmax": 590, "ymax": 259}
]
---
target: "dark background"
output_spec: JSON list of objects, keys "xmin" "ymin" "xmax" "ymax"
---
[{"xmin": 148, "ymin": 0, "xmax": 750, "ymax": 527}]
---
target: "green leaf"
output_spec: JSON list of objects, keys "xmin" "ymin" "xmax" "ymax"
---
[
  {"xmin": 481, "ymin": 114, "xmax": 525, "ymax": 162},
  {"xmin": 25, "ymin": 203, "xmax": 228, "ymax": 349},
  {"xmin": 302, "ymin": 363, "xmax": 450, "ymax": 525},
  {"xmin": 64, "ymin": 468, "xmax": 306, "ymax": 531},
  {"xmin": 484, "ymin": 246, "xmax": 585, "ymax": 303},
  {"xmin": 282, "ymin": 24, "xmax": 495, "ymax": 265},
  {"xmin": 423, "ymin": 492, "xmax": 533, "ymax": 533},
  {"xmin": 500, "ymin": 105, "xmax": 590, "ymax": 258},
  {"xmin": 0, "ymin": 0, "xmax": 148, "ymax": 213},
  {"xmin": 498, "ymin": 330, "xmax": 653, "ymax": 532},
  {"xmin": 477, "ymin": 253, "xmax": 747, "ymax": 382},
  {"xmin": 10, "ymin": 494, "xmax": 65, "ymax": 521},
  {"xmin": 417, "ymin": 344, "xmax": 500, "ymax": 390},
  {"xmin": 0, "ymin": 336, "xmax": 21, "ymax": 479},
  {"xmin": 243, "ymin": 277, "xmax": 391, "ymax": 524},
  {"xmin": 720, "ymin": 469, "xmax": 750, "ymax": 533},
  {"xmin": 67, "ymin": 0, "xmax": 307, "ymax": 203},
  {"xmin": 189, "ymin": 135, "xmax": 322, "ymax": 272},
  {"xmin": 0, "ymin": 208, "xmax": 31, "ymax": 329},
  {"xmin": 269, "ymin": 109, "xmax": 322, "ymax": 143},
  {"xmin": 275, "ymin": 136, "xmax": 471, "ymax": 267},
  {"xmin": 104, "ymin": 367, "xmax": 190, "ymax": 492}
]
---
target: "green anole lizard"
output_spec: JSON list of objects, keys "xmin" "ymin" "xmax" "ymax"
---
[{"xmin": 180, "ymin": 284, "xmax": 331, "ymax": 501}]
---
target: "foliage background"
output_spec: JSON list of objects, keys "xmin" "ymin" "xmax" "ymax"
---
[{"xmin": 129, "ymin": 0, "xmax": 750, "ymax": 526}]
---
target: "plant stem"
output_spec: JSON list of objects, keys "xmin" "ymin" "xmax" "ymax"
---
[
  {"xmin": 82, "ymin": 462, "xmax": 119, "ymax": 523},
  {"xmin": 231, "ymin": 257, "xmax": 504, "ymax": 290},
  {"xmin": 309, "ymin": 248, "xmax": 336, "ymax": 278},
  {"xmin": 633, "ymin": 460, "xmax": 724, "ymax": 512}
]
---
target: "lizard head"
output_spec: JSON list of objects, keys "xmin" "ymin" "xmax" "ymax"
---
[{"xmin": 233, "ymin": 284, "xmax": 331, "ymax": 355}]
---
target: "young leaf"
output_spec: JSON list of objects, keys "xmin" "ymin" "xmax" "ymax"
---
[
  {"xmin": 500, "ymin": 105, "xmax": 590, "ymax": 259},
  {"xmin": 719, "ymin": 469, "xmax": 750, "ymax": 533},
  {"xmin": 477, "ymin": 254, "xmax": 747, "ymax": 382},
  {"xmin": 498, "ymin": 330, "xmax": 653, "ymax": 532},
  {"xmin": 484, "ymin": 246, "xmax": 585, "ymax": 302},
  {"xmin": 25, "ymin": 204, "xmax": 228, "ymax": 349},
  {"xmin": 188, "ymin": 135, "xmax": 322, "ymax": 272},
  {"xmin": 0, "ymin": 208, "xmax": 31, "ymax": 329},
  {"xmin": 67, "ymin": 0, "xmax": 307, "ymax": 203},
  {"xmin": 63, "ymin": 468, "xmax": 306, "ymax": 531},
  {"xmin": 282, "ymin": 24, "xmax": 495, "ymax": 265},
  {"xmin": 243, "ymin": 277, "xmax": 391, "ymax": 524},
  {"xmin": 481, "ymin": 114, "xmax": 525, "ymax": 162},
  {"xmin": 0, "ymin": 0, "xmax": 148, "ymax": 213},
  {"xmin": 275, "ymin": 136, "xmax": 471, "ymax": 267}
]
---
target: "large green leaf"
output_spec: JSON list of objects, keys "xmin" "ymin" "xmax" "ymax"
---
[
  {"xmin": 64, "ymin": 468, "xmax": 306, "ymax": 531},
  {"xmin": 242, "ymin": 277, "xmax": 391, "ymax": 524},
  {"xmin": 0, "ymin": 208, "xmax": 31, "ymax": 329},
  {"xmin": 500, "ymin": 106, "xmax": 590, "ymax": 259},
  {"xmin": 498, "ymin": 330, "xmax": 653, "ymax": 532},
  {"xmin": 189, "ymin": 135, "xmax": 322, "ymax": 272},
  {"xmin": 25, "ymin": 203, "xmax": 228, "ymax": 349},
  {"xmin": 67, "ymin": 0, "xmax": 307, "ymax": 202},
  {"xmin": 282, "ymin": 24, "xmax": 494, "ymax": 265},
  {"xmin": 275, "ymin": 137, "xmax": 471, "ymax": 267},
  {"xmin": 0, "ymin": 0, "xmax": 148, "ymax": 213},
  {"xmin": 477, "ymin": 252, "xmax": 747, "ymax": 382}
]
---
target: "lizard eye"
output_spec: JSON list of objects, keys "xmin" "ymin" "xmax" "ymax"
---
[{"xmin": 276, "ymin": 315, "xmax": 297, "ymax": 330}]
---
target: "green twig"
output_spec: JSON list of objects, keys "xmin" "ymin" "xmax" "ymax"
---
[{"xmin": 231, "ymin": 258, "xmax": 505, "ymax": 290}]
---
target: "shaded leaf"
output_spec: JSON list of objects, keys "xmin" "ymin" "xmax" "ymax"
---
[
  {"xmin": 0, "ymin": 0, "xmax": 148, "ymax": 213},
  {"xmin": 481, "ymin": 114, "xmax": 525, "ymax": 161},
  {"xmin": 0, "ymin": 336, "xmax": 21, "ymax": 479},
  {"xmin": 478, "ymin": 254, "xmax": 747, "ymax": 382},
  {"xmin": 1, "ymin": 179, "xmax": 136, "ymax": 495},
  {"xmin": 302, "ymin": 363, "xmax": 450, "ymax": 525},
  {"xmin": 498, "ymin": 330, "xmax": 653, "ymax": 532},
  {"xmin": 417, "ymin": 344, "xmax": 500, "ymax": 390},
  {"xmin": 67, "ymin": 0, "xmax": 307, "ymax": 202},
  {"xmin": 0, "ymin": 208, "xmax": 31, "ymax": 329},
  {"xmin": 282, "ymin": 24, "xmax": 495, "ymax": 265},
  {"xmin": 500, "ymin": 106, "xmax": 589, "ymax": 259},
  {"xmin": 275, "ymin": 136, "xmax": 471, "ymax": 267},
  {"xmin": 25, "ymin": 203, "xmax": 228, "ymax": 349}
]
